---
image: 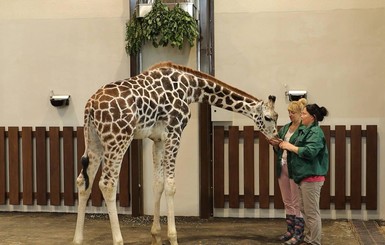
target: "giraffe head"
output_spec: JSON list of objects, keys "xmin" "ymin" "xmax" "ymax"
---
[{"xmin": 253, "ymin": 95, "xmax": 278, "ymax": 139}]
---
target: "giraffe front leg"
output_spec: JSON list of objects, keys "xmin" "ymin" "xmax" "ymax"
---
[
  {"xmin": 165, "ymin": 177, "xmax": 178, "ymax": 245},
  {"xmin": 151, "ymin": 141, "xmax": 165, "ymax": 245},
  {"xmin": 151, "ymin": 178, "xmax": 164, "ymax": 245}
]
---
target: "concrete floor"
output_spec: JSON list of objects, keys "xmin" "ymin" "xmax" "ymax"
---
[{"xmin": 0, "ymin": 212, "xmax": 384, "ymax": 245}]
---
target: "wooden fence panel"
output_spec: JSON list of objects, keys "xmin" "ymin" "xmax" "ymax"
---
[
  {"xmin": 243, "ymin": 126, "xmax": 255, "ymax": 208},
  {"xmin": 228, "ymin": 126, "xmax": 240, "ymax": 208},
  {"xmin": 91, "ymin": 167, "xmax": 103, "ymax": 207},
  {"xmin": 22, "ymin": 127, "xmax": 33, "ymax": 205},
  {"xmin": 213, "ymin": 125, "xmax": 378, "ymax": 211},
  {"xmin": 49, "ymin": 127, "xmax": 61, "ymax": 205},
  {"xmin": 0, "ymin": 127, "xmax": 139, "ymax": 210},
  {"xmin": 320, "ymin": 126, "xmax": 331, "ymax": 209},
  {"xmin": 36, "ymin": 127, "xmax": 48, "ymax": 205},
  {"xmin": 334, "ymin": 126, "xmax": 346, "ymax": 209},
  {"xmin": 63, "ymin": 127, "xmax": 75, "ymax": 206},
  {"xmin": 213, "ymin": 126, "xmax": 225, "ymax": 208},
  {"xmin": 0, "ymin": 127, "xmax": 5, "ymax": 204},
  {"xmin": 258, "ymin": 133, "xmax": 270, "ymax": 209},
  {"xmin": 119, "ymin": 151, "xmax": 130, "ymax": 207},
  {"xmin": 130, "ymin": 139, "xmax": 143, "ymax": 216},
  {"xmin": 76, "ymin": 127, "xmax": 85, "ymax": 175},
  {"xmin": 273, "ymin": 126, "xmax": 284, "ymax": 209},
  {"xmin": 366, "ymin": 125, "xmax": 377, "ymax": 210},
  {"xmin": 9, "ymin": 127, "xmax": 20, "ymax": 205},
  {"xmin": 350, "ymin": 125, "xmax": 362, "ymax": 209}
]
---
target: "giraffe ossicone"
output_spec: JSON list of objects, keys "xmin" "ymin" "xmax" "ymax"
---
[{"xmin": 73, "ymin": 62, "xmax": 278, "ymax": 245}]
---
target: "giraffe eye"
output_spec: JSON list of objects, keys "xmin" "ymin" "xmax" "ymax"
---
[{"xmin": 264, "ymin": 116, "xmax": 272, "ymax": 122}]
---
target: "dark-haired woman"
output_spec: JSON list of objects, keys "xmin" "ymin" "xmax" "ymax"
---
[{"xmin": 278, "ymin": 104, "xmax": 329, "ymax": 245}]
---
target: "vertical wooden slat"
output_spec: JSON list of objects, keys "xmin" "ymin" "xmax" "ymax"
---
[
  {"xmin": 9, "ymin": 127, "xmax": 20, "ymax": 205},
  {"xmin": 258, "ymin": 133, "xmax": 270, "ymax": 208},
  {"xmin": 0, "ymin": 127, "xmax": 5, "ymax": 204},
  {"xmin": 131, "ymin": 139, "xmax": 143, "ymax": 216},
  {"xmin": 213, "ymin": 126, "xmax": 225, "ymax": 208},
  {"xmin": 199, "ymin": 102, "xmax": 214, "ymax": 218},
  {"xmin": 22, "ymin": 127, "xmax": 33, "ymax": 205},
  {"xmin": 366, "ymin": 125, "xmax": 377, "ymax": 210},
  {"xmin": 63, "ymin": 127, "xmax": 75, "ymax": 206},
  {"xmin": 274, "ymin": 126, "xmax": 283, "ymax": 209},
  {"xmin": 91, "ymin": 167, "xmax": 103, "ymax": 206},
  {"xmin": 119, "ymin": 149, "xmax": 130, "ymax": 207},
  {"xmin": 334, "ymin": 125, "xmax": 346, "ymax": 209},
  {"xmin": 49, "ymin": 127, "xmax": 61, "ymax": 205},
  {"xmin": 350, "ymin": 125, "xmax": 362, "ymax": 209},
  {"xmin": 228, "ymin": 126, "xmax": 239, "ymax": 208},
  {"xmin": 243, "ymin": 126, "xmax": 255, "ymax": 208},
  {"xmin": 76, "ymin": 127, "xmax": 85, "ymax": 176},
  {"xmin": 320, "ymin": 125, "xmax": 331, "ymax": 209},
  {"xmin": 36, "ymin": 127, "xmax": 48, "ymax": 205}
]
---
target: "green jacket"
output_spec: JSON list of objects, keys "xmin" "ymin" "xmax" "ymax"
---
[
  {"xmin": 274, "ymin": 122, "xmax": 301, "ymax": 178},
  {"xmin": 290, "ymin": 122, "xmax": 329, "ymax": 184}
]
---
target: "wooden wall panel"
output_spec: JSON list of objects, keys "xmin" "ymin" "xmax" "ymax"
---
[
  {"xmin": 8, "ymin": 127, "xmax": 20, "ymax": 205},
  {"xmin": 228, "ymin": 126, "xmax": 239, "ymax": 208},
  {"xmin": 63, "ymin": 127, "xmax": 75, "ymax": 206},
  {"xmin": 258, "ymin": 135, "xmax": 270, "ymax": 209},
  {"xmin": 36, "ymin": 127, "xmax": 48, "ymax": 205},
  {"xmin": 350, "ymin": 125, "xmax": 362, "ymax": 209},
  {"xmin": 49, "ymin": 127, "xmax": 61, "ymax": 205},
  {"xmin": 334, "ymin": 126, "xmax": 346, "ymax": 209},
  {"xmin": 213, "ymin": 126, "xmax": 225, "ymax": 208},
  {"xmin": 22, "ymin": 127, "xmax": 33, "ymax": 205},
  {"xmin": 366, "ymin": 125, "xmax": 377, "ymax": 210},
  {"xmin": 320, "ymin": 126, "xmax": 331, "ymax": 209},
  {"xmin": 243, "ymin": 126, "xmax": 255, "ymax": 208},
  {"xmin": 0, "ymin": 127, "xmax": 5, "ymax": 204}
]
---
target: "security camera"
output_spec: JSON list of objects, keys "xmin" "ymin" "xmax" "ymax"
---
[
  {"xmin": 287, "ymin": 90, "xmax": 307, "ymax": 101},
  {"xmin": 50, "ymin": 95, "xmax": 70, "ymax": 107}
]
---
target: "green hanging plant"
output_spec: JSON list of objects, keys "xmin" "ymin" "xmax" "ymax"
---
[
  {"xmin": 164, "ymin": 4, "xmax": 199, "ymax": 49},
  {"xmin": 125, "ymin": 0, "xmax": 199, "ymax": 56}
]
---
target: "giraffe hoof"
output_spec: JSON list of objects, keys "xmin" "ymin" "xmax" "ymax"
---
[
  {"xmin": 72, "ymin": 239, "xmax": 83, "ymax": 245},
  {"xmin": 151, "ymin": 236, "xmax": 162, "ymax": 245}
]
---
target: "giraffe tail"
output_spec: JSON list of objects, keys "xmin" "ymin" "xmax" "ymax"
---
[
  {"xmin": 81, "ymin": 99, "xmax": 92, "ymax": 190},
  {"xmin": 81, "ymin": 155, "xmax": 90, "ymax": 190}
]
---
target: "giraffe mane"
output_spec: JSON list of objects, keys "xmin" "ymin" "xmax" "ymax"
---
[{"xmin": 148, "ymin": 62, "xmax": 262, "ymax": 102}]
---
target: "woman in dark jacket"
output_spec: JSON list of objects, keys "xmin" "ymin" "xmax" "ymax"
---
[{"xmin": 278, "ymin": 103, "xmax": 329, "ymax": 245}]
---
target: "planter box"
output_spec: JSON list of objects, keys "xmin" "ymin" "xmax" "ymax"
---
[{"xmin": 136, "ymin": 0, "xmax": 197, "ymax": 20}]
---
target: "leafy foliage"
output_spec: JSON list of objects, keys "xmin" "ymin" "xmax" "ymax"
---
[{"xmin": 125, "ymin": 0, "xmax": 199, "ymax": 56}]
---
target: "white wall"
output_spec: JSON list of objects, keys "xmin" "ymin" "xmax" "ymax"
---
[
  {"xmin": 214, "ymin": 0, "xmax": 385, "ymax": 219},
  {"xmin": 0, "ymin": 0, "xmax": 131, "ymax": 127}
]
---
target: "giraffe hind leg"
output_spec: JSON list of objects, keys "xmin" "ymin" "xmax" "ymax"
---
[
  {"xmin": 73, "ymin": 130, "xmax": 103, "ymax": 244},
  {"xmin": 73, "ymin": 153, "xmax": 102, "ymax": 244}
]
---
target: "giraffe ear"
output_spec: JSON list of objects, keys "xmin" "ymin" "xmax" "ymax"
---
[{"xmin": 268, "ymin": 95, "xmax": 276, "ymax": 104}]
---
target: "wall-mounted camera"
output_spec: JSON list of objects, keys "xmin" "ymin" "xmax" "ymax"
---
[
  {"xmin": 286, "ymin": 90, "xmax": 307, "ymax": 101},
  {"xmin": 50, "ymin": 94, "xmax": 70, "ymax": 107}
]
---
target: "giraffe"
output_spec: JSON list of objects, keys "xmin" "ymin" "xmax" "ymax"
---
[{"xmin": 73, "ymin": 62, "xmax": 278, "ymax": 245}]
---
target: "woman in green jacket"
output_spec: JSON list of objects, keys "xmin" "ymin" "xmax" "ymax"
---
[
  {"xmin": 270, "ymin": 99, "xmax": 307, "ymax": 244},
  {"xmin": 278, "ymin": 103, "xmax": 329, "ymax": 245}
]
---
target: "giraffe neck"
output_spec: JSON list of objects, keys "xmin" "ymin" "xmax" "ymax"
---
[
  {"xmin": 146, "ymin": 62, "xmax": 263, "ymax": 122},
  {"xmin": 191, "ymin": 78, "xmax": 260, "ymax": 119}
]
